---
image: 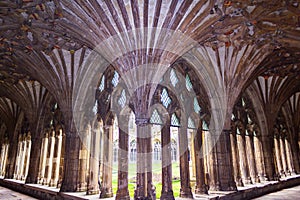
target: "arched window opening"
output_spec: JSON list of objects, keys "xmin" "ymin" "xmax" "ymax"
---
[
  {"xmin": 185, "ymin": 74, "xmax": 193, "ymax": 91},
  {"xmin": 118, "ymin": 89, "xmax": 126, "ymax": 108},
  {"xmin": 99, "ymin": 75, "xmax": 105, "ymax": 91},
  {"xmin": 92, "ymin": 101, "xmax": 98, "ymax": 115},
  {"xmin": 112, "ymin": 71, "xmax": 119, "ymax": 87},
  {"xmin": 202, "ymin": 120, "xmax": 209, "ymax": 131},
  {"xmin": 170, "ymin": 68, "xmax": 179, "ymax": 87},
  {"xmin": 150, "ymin": 109, "xmax": 163, "ymax": 125},
  {"xmin": 113, "ymin": 142, "xmax": 118, "ymax": 163},
  {"xmin": 161, "ymin": 88, "xmax": 172, "ymax": 108},
  {"xmin": 188, "ymin": 117, "xmax": 196, "ymax": 129},
  {"xmin": 171, "ymin": 113, "xmax": 180, "ymax": 127},
  {"xmin": 171, "ymin": 140, "xmax": 177, "ymax": 161},
  {"xmin": 130, "ymin": 140, "xmax": 137, "ymax": 162},
  {"xmin": 153, "ymin": 140, "xmax": 161, "ymax": 161},
  {"xmin": 194, "ymin": 97, "xmax": 201, "ymax": 114}
]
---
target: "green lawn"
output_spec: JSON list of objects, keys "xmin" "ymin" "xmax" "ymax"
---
[{"xmin": 111, "ymin": 162, "xmax": 186, "ymax": 199}]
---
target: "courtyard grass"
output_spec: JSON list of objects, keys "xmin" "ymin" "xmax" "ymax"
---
[{"xmin": 111, "ymin": 162, "xmax": 184, "ymax": 199}]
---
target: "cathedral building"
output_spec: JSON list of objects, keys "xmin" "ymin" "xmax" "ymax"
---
[{"xmin": 0, "ymin": 0, "xmax": 299, "ymax": 199}]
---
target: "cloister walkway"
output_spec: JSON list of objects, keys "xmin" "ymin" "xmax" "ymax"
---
[{"xmin": 0, "ymin": 175, "xmax": 300, "ymax": 200}]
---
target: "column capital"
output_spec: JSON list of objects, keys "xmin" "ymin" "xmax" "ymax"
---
[{"xmin": 135, "ymin": 117, "xmax": 149, "ymax": 126}]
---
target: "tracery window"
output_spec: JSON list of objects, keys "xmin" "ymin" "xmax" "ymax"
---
[
  {"xmin": 194, "ymin": 97, "xmax": 201, "ymax": 114},
  {"xmin": 170, "ymin": 68, "xmax": 179, "ymax": 87},
  {"xmin": 118, "ymin": 89, "xmax": 126, "ymax": 108},
  {"xmin": 130, "ymin": 140, "xmax": 137, "ymax": 162},
  {"xmin": 171, "ymin": 113, "xmax": 180, "ymax": 127},
  {"xmin": 150, "ymin": 109, "xmax": 163, "ymax": 125},
  {"xmin": 113, "ymin": 142, "xmax": 118, "ymax": 163},
  {"xmin": 153, "ymin": 140, "xmax": 161, "ymax": 161},
  {"xmin": 161, "ymin": 88, "xmax": 171, "ymax": 108},
  {"xmin": 188, "ymin": 117, "xmax": 196, "ymax": 129},
  {"xmin": 185, "ymin": 74, "xmax": 193, "ymax": 91},
  {"xmin": 99, "ymin": 75, "xmax": 105, "ymax": 91},
  {"xmin": 112, "ymin": 71, "xmax": 119, "ymax": 87},
  {"xmin": 171, "ymin": 140, "xmax": 177, "ymax": 161}
]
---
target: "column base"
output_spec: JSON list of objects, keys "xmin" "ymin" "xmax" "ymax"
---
[
  {"xmin": 253, "ymin": 175, "xmax": 261, "ymax": 183},
  {"xmin": 290, "ymin": 171, "xmax": 297, "ymax": 176},
  {"xmin": 86, "ymin": 185, "xmax": 100, "ymax": 195},
  {"xmin": 219, "ymin": 180, "xmax": 237, "ymax": 191},
  {"xmin": 86, "ymin": 190, "xmax": 99, "ymax": 195},
  {"xmin": 134, "ymin": 187, "xmax": 145, "ymax": 200},
  {"xmin": 42, "ymin": 179, "xmax": 49, "ymax": 185},
  {"xmin": 236, "ymin": 177, "xmax": 244, "ymax": 187},
  {"xmin": 25, "ymin": 176, "xmax": 37, "ymax": 184},
  {"xmin": 179, "ymin": 187, "xmax": 193, "ymax": 198},
  {"xmin": 264, "ymin": 174, "xmax": 275, "ymax": 181},
  {"xmin": 37, "ymin": 178, "xmax": 43, "ymax": 184},
  {"xmin": 147, "ymin": 183, "xmax": 156, "ymax": 200},
  {"xmin": 259, "ymin": 174, "xmax": 267, "ymax": 182},
  {"xmin": 195, "ymin": 184, "xmax": 208, "ymax": 194},
  {"xmin": 243, "ymin": 177, "xmax": 253, "ymax": 184},
  {"xmin": 77, "ymin": 183, "xmax": 87, "ymax": 192},
  {"xmin": 100, "ymin": 188, "xmax": 113, "ymax": 198},
  {"xmin": 160, "ymin": 190, "xmax": 174, "ymax": 200},
  {"xmin": 116, "ymin": 190, "xmax": 130, "ymax": 200},
  {"xmin": 49, "ymin": 179, "xmax": 58, "ymax": 187}
]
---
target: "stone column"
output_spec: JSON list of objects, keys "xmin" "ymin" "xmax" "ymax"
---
[
  {"xmin": 1, "ymin": 142, "xmax": 8, "ymax": 176},
  {"xmin": 236, "ymin": 129, "xmax": 252, "ymax": 184},
  {"xmin": 190, "ymin": 131, "xmax": 196, "ymax": 178},
  {"xmin": 210, "ymin": 128, "xmax": 237, "ymax": 191},
  {"xmin": 261, "ymin": 135, "xmax": 275, "ymax": 180},
  {"xmin": 289, "ymin": 132, "xmax": 300, "ymax": 174},
  {"xmin": 280, "ymin": 136, "xmax": 287, "ymax": 175},
  {"xmin": 284, "ymin": 137, "xmax": 294, "ymax": 175},
  {"xmin": 40, "ymin": 133, "xmax": 49, "ymax": 184},
  {"xmin": 194, "ymin": 120, "xmax": 208, "ymax": 194},
  {"xmin": 25, "ymin": 129, "xmax": 44, "ymax": 184},
  {"xmin": 87, "ymin": 121, "xmax": 101, "ymax": 195},
  {"xmin": 134, "ymin": 120, "xmax": 154, "ymax": 199},
  {"xmin": 230, "ymin": 130, "xmax": 243, "ymax": 186},
  {"xmin": 59, "ymin": 115, "xmax": 81, "ymax": 192},
  {"xmin": 46, "ymin": 130, "xmax": 55, "ymax": 185},
  {"xmin": 77, "ymin": 125, "xmax": 90, "ymax": 191},
  {"xmin": 58, "ymin": 133, "xmax": 65, "ymax": 188},
  {"xmin": 50, "ymin": 129, "xmax": 63, "ymax": 187},
  {"xmin": 99, "ymin": 125, "xmax": 104, "ymax": 182},
  {"xmin": 160, "ymin": 120, "xmax": 174, "ymax": 200},
  {"xmin": 178, "ymin": 123, "xmax": 193, "ymax": 198},
  {"xmin": 100, "ymin": 120, "xmax": 113, "ymax": 198},
  {"xmin": 116, "ymin": 116, "xmax": 130, "ymax": 200},
  {"xmin": 0, "ymin": 144, "xmax": 5, "ymax": 175},
  {"xmin": 14, "ymin": 136, "xmax": 22, "ymax": 179},
  {"xmin": 206, "ymin": 129, "xmax": 219, "ymax": 190},
  {"xmin": 37, "ymin": 137, "xmax": 44, "ymax": 183},
  {"xmin": 146, "ymin": 126, "xmax": 154, "ymax": 199},
  {"xmin": 19, "ymin": 136, "xmax": 27, "ymax": 180},
  {"xmin": 245, "ymin": 131, "xmax": 259, "ymax": 183},
  {"xmin": 253, "ymin": 135, "xmax": 266, "ymax": 181},
  {"xmin": 274, "ymin": 136, "xmax": 283, "ymax": 175},
  {"xmin": 24, "ymin": 133, "xmax": 31, "ymax": 179},
  {"xmin": 5, "ymin": 131, "xmax": 20, "ymax": 179},
  {"xmin": 4, "ymin": 144, "xmax": 8, "ymax": 176}
]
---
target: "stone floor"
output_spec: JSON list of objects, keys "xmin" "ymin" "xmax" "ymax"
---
[
  {"xmin": 0, "ymin": 185, "xmax": 300, "ymax": 200},
  {"xmin": 0, "ymin": 177, "xmax": 300, "ymax": 199},
  {"xmin": 0, "ymin": 186, "xmax": 37, "ymax": 199},
  {"xmin": 253, "ymin": 184, "xmax": 300, "ymax": 200}
]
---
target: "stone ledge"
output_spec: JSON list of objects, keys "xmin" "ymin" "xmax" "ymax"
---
[
  {"xmin": 0, "ymin": 175, "xmax": 300, "ymax": 200},
  {"xmin": 217, "ymin": 175, "xmax": 300, "ymax": 200}
]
